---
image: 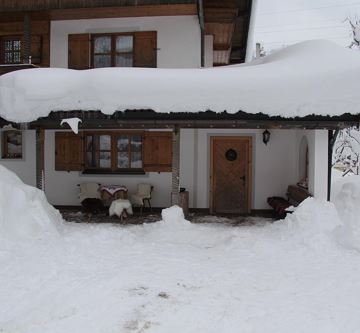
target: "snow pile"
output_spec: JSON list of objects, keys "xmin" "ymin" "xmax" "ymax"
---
[
  {"xmin": 282, "ymin": 197, "xmax": 342, "ymax": 249},
  {"xmin": 161, "ymin": 205, "xmax": 187, "ymax": 224},
  {"xmin": 332, "ymin": 175, "xmax": 360, "ymax": 251},
  {"xmin": 0, "ymin": 165, "xmax": 62, "ymax": 239},
  {"xmin": 1, "ymin": 40, "xmax": 360, "ymax": 122}
]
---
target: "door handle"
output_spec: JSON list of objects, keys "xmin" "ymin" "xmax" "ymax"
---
[{"xmin": 240, "ymin": 175, "xmax": 246, "ymax": 184}]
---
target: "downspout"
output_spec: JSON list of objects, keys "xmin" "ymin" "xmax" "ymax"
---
[
  {"xmin": 327, "ymin": 128, "xmax": 340, "ymax": 201},
  {"xmin": 197, "ymin": 0, "xmax": 205, "ymax": 67},
  {"xmin": 23, "ymin": 13, "xmax": 31, "ymax": 64}
]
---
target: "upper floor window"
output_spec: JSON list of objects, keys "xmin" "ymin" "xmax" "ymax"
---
[
  {"xmin": 0, "ymin": 36, "xmax": 22, "ymax": 64},
  {"xmin": 92, "ymin": 34, "xmax": 134, "ymax": 68}
]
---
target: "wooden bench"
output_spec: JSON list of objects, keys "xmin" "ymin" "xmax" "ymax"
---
[{"xmin": 267, "ymin": 185, "xmax": 311, "ymax": 219}]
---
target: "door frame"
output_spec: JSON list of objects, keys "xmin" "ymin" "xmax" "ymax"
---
[{"xmin": 210, "ymin": 136, "xmax": 252, "ymax": 214}]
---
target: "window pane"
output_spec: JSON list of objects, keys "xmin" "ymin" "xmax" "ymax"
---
[
  {"xmin": 131, "ymin": 135, "xmax": 142, "ymax": 152},
  {"xmin": 13, "ymin": 52, "xmax": 21, "ymax": 63},
  {"xmin": 99, "ymin": 152, "xmax": 111, "ymax": 168},
  {"xmin": 99, "ymin": 135, "xmax": 111, "ymax": 150},
  {"xmin": 118, "ymin": 152, "xmax": 129, "ymax": 168},
  {"xmin": 116, "ymin": 36, "xmax": 133, "ymax": 53},
  {"xmin": 115, "ymin": 54, "xmax": 133, "ymax": 67},
  {"xmin": 86, "ymin": 152, "xmax": 97, "ymax": 168},
  {"xmin": 117, "ymin": 136, "xmax": 129, "ymax": 151},
  {"xmin": 86, "ymin": 135, "xmax": 93, "ymax": 151},
  {"xmin": 4, "ymin": 53, "xmax": 12, "ymax": 64},
  {"xmin": 94, "ymin": 36, "xmax": 111, "ymax": 53},
  {"xmin": 4, "ymin": 40, "xmax": 12, "ymax": 51},
  {"xmin": 13, "ymin": 40, "xmax": 21, "ymax": 51},
  {"xmin": 131, "ymin": 152, "xmax": 142, "ymax": 168},
  {"xmin": 94, "ymin": 55, "xmax": 111, "ymax": 68}
]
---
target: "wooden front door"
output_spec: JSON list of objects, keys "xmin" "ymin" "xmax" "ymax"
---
[{"xmin": 211, "ymin": 137, "xmax": 252, "ymax": 214}]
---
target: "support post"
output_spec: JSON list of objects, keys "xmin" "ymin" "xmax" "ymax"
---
[
  {"xmin": 197, "ymin": 0, "xmax": 205, "ymax": 67},
  {"xmin": 327, "ymin": 128, "xmax": 339, "ymax": 201},
  {"xmin": 23, "ymin": 14, "xmax": 31, "ymax": 64},
  {"xmin": 36, "ymin": 128, "xmax": 45, "ymax": 190},
  {"xmin": 171, "ymin": 126, "xmax": 180, "ymax": 205}
]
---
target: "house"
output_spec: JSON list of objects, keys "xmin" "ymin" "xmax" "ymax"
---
[{"xmin": 0, "ymin": 0, "xmax": 358, "ymax": 215}]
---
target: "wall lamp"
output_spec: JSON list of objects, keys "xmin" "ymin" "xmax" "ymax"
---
[{"xmin": 263, "ymin": 129, "xmax": 271, "ymax": 145}]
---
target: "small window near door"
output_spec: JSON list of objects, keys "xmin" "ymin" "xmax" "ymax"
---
[
  {"xmin": 84, "ymin": 132, "xmax": 143, "ymax": 173},
  {"xmin": 0, "ymin": 36, "xmax": 22, "ymax": 64},
  {"xmin": 2, "ymin": 130, "xmax": 22, "ymax": 159}
]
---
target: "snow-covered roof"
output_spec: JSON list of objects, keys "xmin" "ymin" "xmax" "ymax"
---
[{"xmin": 0, "ymin": 40, "xmax": 359, "ymax": 123}]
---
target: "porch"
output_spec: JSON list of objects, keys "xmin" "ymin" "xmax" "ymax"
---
[{"xmin": 0, "ymin": 110, "xmax": 353, "ymax": 215}]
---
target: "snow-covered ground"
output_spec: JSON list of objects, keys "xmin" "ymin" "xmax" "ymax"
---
[{"xmin": 1, "ymin": 165, "xmax": 360, "ymax": 333}]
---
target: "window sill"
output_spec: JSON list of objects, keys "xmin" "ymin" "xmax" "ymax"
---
[{"xmin": 82, "ymin": 169, "xmax": 145, "ymax": 175}]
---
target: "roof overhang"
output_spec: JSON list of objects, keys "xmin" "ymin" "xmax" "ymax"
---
[{"xmin": 2, "ymin": 110, "xmax": 357, "ymax": 130}]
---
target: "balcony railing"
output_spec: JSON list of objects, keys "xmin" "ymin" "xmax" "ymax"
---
[{"xmin": 0, "ymin": 64, "xmax": 38, "ymax": 76}]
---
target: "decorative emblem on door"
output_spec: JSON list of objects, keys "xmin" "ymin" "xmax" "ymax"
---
[{"xmin": 225, "ymin": 148, "xmax": 237, "ymax": 161}]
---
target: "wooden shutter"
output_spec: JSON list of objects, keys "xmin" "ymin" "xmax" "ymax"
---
[
  {"xmin": 134, "ymin": 31, "xmax": 157, "ymax": 68},
  {"xmin": 143, "ymin": 132, "xmax": 172, "ymax": 172},
  {"xmin": 30, "ymin": 35, "xmax": 42, "ymax": 64},
  {"xmin": 68, "ymin": 34, "xmax": 90, "ymax": 69},
  {"xmin": 55, "ymin": 132, "xmax": 84, "ymax": 171}
]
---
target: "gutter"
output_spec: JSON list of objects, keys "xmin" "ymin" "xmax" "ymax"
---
[
  {"xmin": 197, "ymin": 0, "xmax": 205, "ymax": 67},
  {"xmin": 245, "ymin": 0, "xmax": 258, "ymax": 63},
  {"xmin": 327, "ymin": 128, "xmax": 340, "ymax": 201}
]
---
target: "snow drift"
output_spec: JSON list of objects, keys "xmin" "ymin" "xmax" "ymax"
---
[
  {"xmin": 0, "ymin": 165, "xmax": 62, "ymax": 239},
  {"xmin": 0, "ymin": 40, "xmax": 360, "ymax": 122},
  {"xmin": 332, "ymin": 175, "xmax": 360, "ymax": 251}
]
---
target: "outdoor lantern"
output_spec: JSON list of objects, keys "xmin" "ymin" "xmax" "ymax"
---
[{"xmin": 263, "ymin": 129, "xmax": 271, "ymax": 145}]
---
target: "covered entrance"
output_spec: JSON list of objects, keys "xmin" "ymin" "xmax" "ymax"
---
[{"xmin": 210, "ymin": 136, "xmax": 252, "ymax": 214}]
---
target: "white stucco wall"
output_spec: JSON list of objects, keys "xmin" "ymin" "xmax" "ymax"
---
[
  {"xmin": 204, "ymin": 35, "xmax": 213, "ymax": 68},
  {"xmin": 295, "ymin": 129, "xmax": 328, "ymax": 200},
  {"xmin": 0, "ymin": 130, "xmax": 36, "ymax": 187},
  {"xmin": 44, "ymin": 130, "xmax": 172, "ymax": 207},
  {"xmin": 180, "ymin": 128, "xmax": 298, "ymax": 210},
  {"xmin": 50, "ymin": 15, "xmax": 201, "ymax": 69}
]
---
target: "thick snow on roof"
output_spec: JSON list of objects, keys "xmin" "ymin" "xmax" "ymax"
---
[{"xmin": 0, "ymin": 40, "xmax": 360, "ymax": 122}]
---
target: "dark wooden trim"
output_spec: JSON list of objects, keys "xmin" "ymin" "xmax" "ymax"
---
[
  {"xmin": 82, "ymin": 169, "xmax": 145, "ymax": 175},
  {"xmin": 0, "ymin": 4, "xmax": 198, "ymax": 23}
]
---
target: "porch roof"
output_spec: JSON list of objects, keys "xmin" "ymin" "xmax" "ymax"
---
[{"xmin": 0, "ymin": 40, "xmax": 359, "ymax": 128}]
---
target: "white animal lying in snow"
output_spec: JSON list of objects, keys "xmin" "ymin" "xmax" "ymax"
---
[{"xmin": 109, "ymin": 199, "xmax": 133, "ymax": 219}]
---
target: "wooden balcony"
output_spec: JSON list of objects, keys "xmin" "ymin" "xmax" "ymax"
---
[{"xmin": 0, "ymin": 64, "xmax": 38, "ymax": 76}]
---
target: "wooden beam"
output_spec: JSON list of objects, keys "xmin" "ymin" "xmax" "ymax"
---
[
  {"xmin": 0, "ymin": 4, "xmax": 198, "ymax": 23},
  {"xmin": 35, "ymin": 128, "xmax": 45, "ymax": 191},
  {"xmin": 171, "ymin": 127, "xmax": 180, "ymax": 205},
  {"xmin": 28, "ymin": 117, "xmax": 357, "ymax": 130}
]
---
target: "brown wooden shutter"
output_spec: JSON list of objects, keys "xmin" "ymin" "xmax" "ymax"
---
[
  {"xmin": 68, "ymin": 34, "xmax": 90, "ymax": 69},
  {"xmin": 30, "ymin": 35, "xmax": 42, "ymax": 64},
  {"xmin": 134, "ymin": 31, "xmax": 157, "ymax": 68},
  {"xmin": 55, "ymin": 132, "xmax": 84, "ymax": 171},
  {"xmin": 143, "ymin": 132, "xmax": 172, "ymax": 172}
]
